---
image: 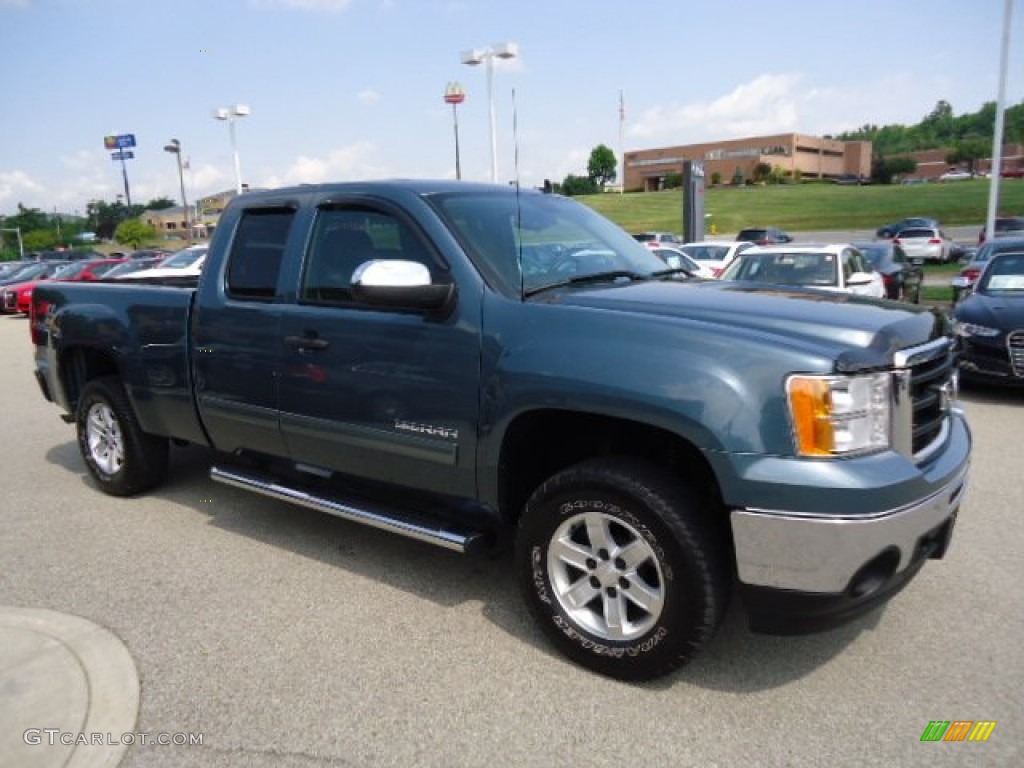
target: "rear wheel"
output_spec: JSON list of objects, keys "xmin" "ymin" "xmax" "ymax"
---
[
  {"xmin": 76, "ymin": 376, "xmax": 168, "ymax": 496},
  {"xmin": 515, "ymin": 457, "xmax": 730, "ymax": 681}
]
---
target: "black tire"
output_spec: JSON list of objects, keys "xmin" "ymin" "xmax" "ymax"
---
[
  {"xmin": 76, "ymin": 376, "xmax": 168, "ymax": 496},
  {"xmin": 515, "ymin": 457, "xmax": 730, "ymax": 681}
]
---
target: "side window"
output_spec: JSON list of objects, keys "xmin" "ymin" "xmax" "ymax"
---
[
  {"xmin": 842, "ymin": 250, "xmax": 856, "ymax": 280},
  {"xmin": 892, "ymin": 246, "xmax": 907, "ymax": 264},
  {"xmin": 225, "ymin": 208, "xmax": 294, "ymax": 300},
  {"xmin": 301, "ymin": 207, "xmax": 438, "ymax": 304}
]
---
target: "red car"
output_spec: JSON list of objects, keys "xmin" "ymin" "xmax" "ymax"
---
[{"xmin": 1, "ymin": 258, "xmax": 125, "ymax": 314}]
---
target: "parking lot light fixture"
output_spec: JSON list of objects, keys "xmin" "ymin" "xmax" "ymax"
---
[
  {"xmin": 213, "ymin": 104, "xmax": 250, "ymax": 195},
  {"xmin": 163, "ymin": 139, "xmax": 191, "ymax": 243},
  {"xmin": 460, "ymin": 42, "xmax": 518, "ymax": 183}
]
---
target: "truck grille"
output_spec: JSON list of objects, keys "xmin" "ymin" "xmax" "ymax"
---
[
  {"xmin": 894, "ymin": 338, "xmax": 956, "ymax": 461},
  {"xmin": 1008, "ymin": 331, "xmax": 1024, "ymax": 377}
]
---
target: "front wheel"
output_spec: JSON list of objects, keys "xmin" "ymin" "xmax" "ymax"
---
[
  {"xmin": 515, "ymin": 458, "xmax": 730, "ymax": 681},
  {"xmin": 76, "ymin": 376, "xmax": 168, "ymax": 496}
]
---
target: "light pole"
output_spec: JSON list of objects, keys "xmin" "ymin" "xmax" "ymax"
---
[
  {"xmin": 444, "ymin": 81, "xmax": 466, "ymax": 180},
  {"xmin": 213, "ymin": 104, "xmax": 251, "ymax": 195},
  {"xmin": 163, "ymin": 139, "xmax": 191, "ymax": 243},
  {"xmin": 460, "ymin": 42, "xmax": 518, "ymax": 183}
]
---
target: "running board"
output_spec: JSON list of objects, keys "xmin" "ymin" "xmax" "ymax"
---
[{"xmin": 210, "ymin": 466, "xmax": 485, "ymax": 554}]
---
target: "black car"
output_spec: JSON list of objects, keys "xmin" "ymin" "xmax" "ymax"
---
[
  {"xmin": 852, "ymin": 240, "xmax": 924, "ymax": 302},
  {"xmin": 876, "ymin": 217, "xmax": 939, "ymax": 239},
  {"xmin": 978, "ymin": 215, "xmax": 1024, "ymax": 245},
  {"xmin": 953, "ymin": 250, "xmax": 1024, "ymax": 386},
  {"xmin": 736, "ymin": 226, "xmax": 792, "ymax": 245}
]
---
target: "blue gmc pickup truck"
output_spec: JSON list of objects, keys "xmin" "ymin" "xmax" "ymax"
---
[{"xmin": 31, "ymin": 181, "xmax": 971, "ymax": 680}]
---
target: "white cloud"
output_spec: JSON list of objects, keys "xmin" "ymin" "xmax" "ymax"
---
[
  {"xmin": 261, "ymin": 141, "xmax": 392, "ymax": 188},
  {"xmin": 357, "ymin": 88, "xmax": 381, "ymax": 105},
  {"xmin": 0, "ymin": 170, "xmax": 44, "ymax": 207},
  {"xmin": 627, "ymin": 73, "xmax": 804, "ymax": 145}
]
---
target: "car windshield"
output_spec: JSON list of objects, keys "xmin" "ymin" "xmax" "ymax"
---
[
  {"xmin": 897, "ymin": 228, "xmax": 933, "ymax": 239},
  {"xmin": 429, "ymin": 190, "xmax": 668, "ymax": 297},
  {"xmin": 856, "ymin": 245, "xmax": 887, "ymax": 267},
  {"xmin": 979, "ymin": 253, "xmax": 1024, "ymax": 292},
  {"xmin": 680, "ymin": 244, "xmax": 730, "ymax": 261},
  {"xmin": 723, "ymin": 251, "xmax": 838, "ymax": 287},
  {"xmin": 160, "ymin": 249, "xmax": 205, "ymax": 268},
  {"xmin": 54, "ymin": 262, "xmax": 89, "ymax": 279},
  {"xmin": 5, "ymin": 263, "xmax": 47, "ymax": 281}
]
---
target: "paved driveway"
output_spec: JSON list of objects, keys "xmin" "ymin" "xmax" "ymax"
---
[{"xmin": 0, "ymin": 316, "xmax": 1020, "ymax": 767}]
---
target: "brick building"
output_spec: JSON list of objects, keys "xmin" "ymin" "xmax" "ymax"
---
[{"xmin": 623, "ymin": 133, "xmax": 872, "ymax": 191}]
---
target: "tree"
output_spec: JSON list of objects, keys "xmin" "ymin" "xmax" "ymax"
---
[
  {"xmin": 946, "ymin": 138, "xmax": 989, "ymax": 174},
  {"xmin": 114, "ymin": 219, "xmax": 157, "ymax": 249},
  {"xmin": 144, "ymin": 197, "xmax": 176, "ymax": 211},
  {"xmin": 871, "ymin": 155, "xmax": 917, "ymax": 184},
  {"xmin": 560, "ymin": 174, "xmax": 599, "ymax": 196},
  {"xmin": 587, "ymin": 144, "xmax": 617, "ymax": 187},
  {"xmin": 752, "ymin": 162, "xmax": 772, "ymax": 183}
]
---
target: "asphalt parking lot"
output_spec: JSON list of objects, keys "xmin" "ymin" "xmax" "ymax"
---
[{"xmin": 0, "ymin": 314, "xmax": 1021, "ymax": 768}]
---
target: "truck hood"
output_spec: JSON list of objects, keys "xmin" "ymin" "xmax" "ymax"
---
[{"xmin": 545, "ymin": 280, "xmax": 947, "ymax": 372}]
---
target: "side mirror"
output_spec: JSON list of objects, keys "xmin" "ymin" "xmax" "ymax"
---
[
  {"xmin": 351, "ymin": 259, "xmax": 455, "ymax": 314},
  {"xmin": 847, "ymin": 272, "xmax": 874, "ymax": 287}
]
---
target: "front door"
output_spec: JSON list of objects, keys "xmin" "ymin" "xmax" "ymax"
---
[{"xmin": 277, "ymin": 201, "xmax": 481, "ymax": 499}]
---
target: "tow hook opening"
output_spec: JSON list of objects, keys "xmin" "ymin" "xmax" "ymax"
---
[{"xmin": 846, "ymin": 547, "xmax": 901, "ymax": 599}]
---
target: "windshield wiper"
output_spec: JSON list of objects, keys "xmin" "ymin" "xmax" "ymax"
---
[
  {"xmin": 524, "ymin": 270, "xmax": 647, "ymax": 298},
  {"xmin": 649, "ymin": 268, "xmax": 697, "ymax": 279}
]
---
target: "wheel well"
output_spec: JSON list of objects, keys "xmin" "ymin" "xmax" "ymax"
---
[
  {"xmin": 498, "ymin": 409, "xmax": 724, "ymax": 525},
  {"xmin": 60, "ymin": 347, "xmax": 119, "ymax": 412}
]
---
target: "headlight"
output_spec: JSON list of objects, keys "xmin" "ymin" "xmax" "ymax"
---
[
  {"xmin": 787, "ymin": 373, "xmax": 891, "ymax": 457},
  {"xmin": 954, "ymin": 321, "xmax": 1000, "ymax": 338}
]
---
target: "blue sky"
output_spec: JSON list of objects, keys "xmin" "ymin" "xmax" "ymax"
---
[{"xmin": 1, "ymin": 0, "xmax": 1021, "ymax": 216}]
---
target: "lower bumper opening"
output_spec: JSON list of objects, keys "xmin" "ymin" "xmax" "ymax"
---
[{"xmin": 743, "ymin": 510, "xmax": 958, "ymax": 635}]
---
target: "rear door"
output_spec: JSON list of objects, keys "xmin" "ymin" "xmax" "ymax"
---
[
  {"xmin": 193, "ymin": 204, "xmax": 297, "ymax": 458},
  {"xmin": 276, "ymin": 197, "xmax": 481, "ymax": 499}
]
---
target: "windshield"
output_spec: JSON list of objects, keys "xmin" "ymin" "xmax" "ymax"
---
[
  {"xmin": 161, "ymin": 248, "xmax": 206, "ymax": 269},
  {"xmin": 856, "ymin": 245, "xmax": 887, "ymax": 267},
  {"xmin": 723, "ymin": 251, "xmax": 839, "ymax": 287},
  {"xmin": 429, "ymin": 190, "xmax": 668, "ymax": 297},
  {"xmin": 680, "ymin": 244, "xmax": 729, "ymax": 262},
  {"xmin": 55, "ymin": 262, "xmax": 89, "ymax": 279},
  {"xmin": 979, "ymin": 253, "xmax": 1024, "ymax": 293},
  {"xmin": 4, "ymin": 263, "xmax": 47, "ymax": 282}
]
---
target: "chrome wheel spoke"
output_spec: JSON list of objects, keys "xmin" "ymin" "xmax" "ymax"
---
[
  {"xmin": 549, "ymin": 535, "xmax": 593, "ymax": 571},
  {"xmin": 561, "ymin": 576, "xmax": 601, "ymax": 610}
]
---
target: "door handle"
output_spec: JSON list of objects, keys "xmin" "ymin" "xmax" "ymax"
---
[{"xmin": 284, "ymin": 335, "xmax": 329, "ymax": 351}]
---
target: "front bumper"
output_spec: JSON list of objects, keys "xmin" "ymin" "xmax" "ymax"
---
[{"xmin": 730, "ymin": 416, "xmax": 970, "ymax": 634}]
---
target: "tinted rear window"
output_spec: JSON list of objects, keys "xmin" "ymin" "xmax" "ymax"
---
[{"xmin": 897, "ymin": 228, "xmax": 933, "ymax": 239}]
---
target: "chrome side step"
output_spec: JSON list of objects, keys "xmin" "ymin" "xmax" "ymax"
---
[{"xmin": 210, "ymin": 466, "xmax": 485, "ymax": 554}]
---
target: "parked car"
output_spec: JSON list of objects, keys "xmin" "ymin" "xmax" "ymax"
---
[
  {"xmin": 52, "ymin": 258, "xmax": 128, "ymax": 282},
  {"xmin": 735, "ymin": 227, "xmax": 792, "ymax": 245},
  {"xmin": 649, "ymin": 246, "xmax": 716, "ymax": 278},
  {"xmin": 875, "ymin": 217, "xmax": 939, "ymax": 239},
  {"xmin": 102, "ymin": 256, "xmax": 168, "ymax": 279},
  {"xmin": 114, "ymin": 246, "xmax": 207, "ymax": 281},
  {"xmin": 632, "ymin": 231, "xmax": 683, "ymax": 248},
  {"xmin": 0, "ymin": 261, "xmax": 68, "ymax": 288},
  {"xmin": 977, "ymin": 215, "xmax": 1024, "ymax": 245},
  {"xmin": 851, "ymin": 241, "xmax": 924, "ymax": 302},
  {"xmin": 938, "ymin": 169, "xmax": 973, "ymax": 182},
  {"xmin": 891, "ymin": 227, "xmax": 955, "ymax": 264},
  {"xmin": 953, "ymin": 251, "xmax": 1024, "ymax": 385},
  {"xmin": 953, "ymin": 237, "xmax": 1024, "ymax": 301},
  {"xmin": 720, "ymin": 244, "xmax": 885, "ymax": 298},
  {"xmin": 1, "ymin": 262, "xmax": 71, "ymax": 314},
  {"xmin": 675, "ymin": 241, "xmax": 755, "ymax": 277},
  {"xmin": 31, "ymin": 179, "xmax": 969, "ymax": 682},
  {"xmin": 833, "ymin": 173, "xmax": 869, "ymax": 185}
]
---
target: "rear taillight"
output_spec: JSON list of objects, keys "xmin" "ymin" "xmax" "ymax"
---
[
  {"xmin": 962, "ymin": 269, "xmax": 981, "ymax": 282},
  {"xmin": 892, "ymin": 238, "xmax": 901, "ymax": 245},
  {"xmin": 30, "ymin": 299, "xmax": 50, "ymax": 346},
  {"xmin": 711, "ymin": 267, "xmax": 724, "ymax": 277}
]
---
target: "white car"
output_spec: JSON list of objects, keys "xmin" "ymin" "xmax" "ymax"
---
[
  {"xmin": 650, "ymin": 246, "xmax": 716, "ymax": 278},
  {"xmin": 676, "ymin": 240, "xmax": 756, "ymax": 277},
  {"xmin": 720, "ymin": 243, "xmax": 885, "ymax": 298},
  {"xmin": 115, "ymin": 246, "xmax": 207, "ymax": 280},
  {"xmin": 891, "ymin": 227, "xmax": 955, "ymax": 263},
  {"xmin": 938, "ymin": 169, "xmax": 972, "ymax": 182}
]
